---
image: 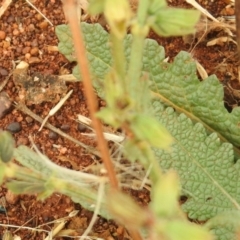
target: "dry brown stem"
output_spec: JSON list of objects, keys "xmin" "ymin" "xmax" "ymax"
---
[
  {"xmin": 62, "ymin": 0, "xmax": 118, "ymax": 189},
  {"xmin": 235, "ymin": 0, "xmax": 240, "ymax": 57},
  {"xmin": 0, "ymin": 0, "xmax": 12, "ymax": 18}
]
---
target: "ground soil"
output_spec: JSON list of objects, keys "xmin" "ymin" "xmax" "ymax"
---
[{"xmin": 0, "ymin": 0, "xmax": 239, "ymax": 239}]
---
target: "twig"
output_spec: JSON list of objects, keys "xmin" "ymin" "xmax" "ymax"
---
[
  {"xmin": 39, "ymin": 89, "xmax": 73, "ymax": 131},
  {"xmin": 62, "ymin": 0, "xmax": 118, "ymax": 189},
  {"xmin": 0, "ymin": 0, "xmax": 12, "ymax": 18},
  {"xmin": 14, "ymin": 103, "xmax": 100, "ymax": 157},
  {"xmin": 0, "ymin": 72, "xmax": 12, "ymax": 92},
  {"xmin": 186, "ymin": 0, "xmax": 219, "ymax": 22},
  {"xmin": 235, "ymin": 0, "xmax": 240, "ymax": 58},
  {"xmin": 80, "ymin": 180, "xmax": 105, "ymax": 240}
]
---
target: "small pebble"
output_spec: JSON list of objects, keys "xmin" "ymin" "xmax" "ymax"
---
[
  {"xmin": 30, "ymin": 47, "xmax": 39, "ymax": 56},
  {"xmin": 5, "ymin": 190, "xmax": 19, "ymax": 205},
  {"xmin": 49, "ymin": 131, "xmax": 58, "ymax": 140},
  {"xmin": 6, "ymin": 122, "xmax": 22, "ymax": 133},
  {"xmin": 35, "ymin": 13, "xmax": 43, "ymax": 21},
  {"xmin": 60, "ymin": 124, "xmax": 70, "ymax": 132},
  {"xmin": 0, "ymin": 92, "xmax": 12, "ymax": 119},
  {"xmin": 70, "ymin": 98, "xmax": 76, "ymax": 105},
  {"xmin": 12, "ymin": 29, "xmax": 19, "ymax": 36},
  {"xmin": 25, "ymin": 53, "xmax": 31, "ymax": 60},
  {"xmin": 78, "ymin": 92, "xmax": 85, "ymax": 101},
  {"xmin": 0, "ymin": 30, "xmax": 6, "ymax": 40},
  {"xmin": 38, "ymin": 21, "xmax": 48, "ymax": 29},
  {"xmin": 28, "ymin": 23, "xmax": 35, "ymax": 32},
  {"xmin": 0, "ymin": 67, "xmax": 8, "ymax": 76},
  {"xmin": 16, "ymin": 137, "xmax": 29, "ymax": 146},
  {"xmin": 7, "ymin": 16, "xmax": 14, "ymax": 23},
  {"xmin": 25, "ymin": 116, "xmax": 33, "ymax": 123},
  {"xmin": 59, "ymin": 147, "xmax": 67, "ymax": 154},
  {"xmin": 28, "ymin": 57, "xmax": 40, "ymax": 64},
  {"xmin": 16, "ymin": 116, "xmax": 23, "ymax": 122},
  {"xmin": 16, "ymin": 47, "xmax": 22, "ymax": 53},
  {"xmin": 77, "ymin": 123, "xmax": 87, "ymax": 132},
  {"xmin": 22, "ymin": 46, "xmax": 31, "ymax": 54},
  {"xmin": 31, "ymin": 39, "xmax": 38, "ymax": 47}
]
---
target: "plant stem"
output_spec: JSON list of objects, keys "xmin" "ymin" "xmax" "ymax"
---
[
  {"xmin": 235, "ymin": 0, "xmax": 240, "ymax": 58},
  {"xmin": 110, "ymin": 33, "xmax": 126, "ymax": 88},
  {"xmin": 136, "ymin": 0, "xmax": 150, "ymax": 25},
  {"xmin": 127, "ymin": 0, "xmax": 150, "ymax": 98},
  {"xmin": 127, "ymin": 34, "xmax": 145, "ymax": 98},
  {"xmin": 63, "ymin": 0, "xmax": 118, "ymax": 189}
]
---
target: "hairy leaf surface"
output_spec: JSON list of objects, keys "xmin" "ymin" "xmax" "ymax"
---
[{"xmin": 56, "ymin": 23, "xmax": 240, "ymax": 239}]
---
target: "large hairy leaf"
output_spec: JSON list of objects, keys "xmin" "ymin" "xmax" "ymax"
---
[
  {"xmin": 13, "ymin": 145, "xmax": 110, "ymax": 218},
  {"xmin": 56, "ymin": 23, "xmax": 240, "ymax": 149},
  {"xmin": 152, "ymin": 100, "xmax": 240, "ymax": 239},
  {"xmin": 56, "ymin": 23, "xmax": 240, "ymax": 239}
]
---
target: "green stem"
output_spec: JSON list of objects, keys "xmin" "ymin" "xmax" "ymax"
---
[
  {"xmin": 110, "ymin": 33, "xmax": 126, "ymax": 88},
  {"xmin": 127, "ymin": 0, "xmax": 150, "ymax": 99},
  {"xmin": 136, "ymin": 0, "xmax": 150, "ymax": 25},
  {"xmin": 127, "ymin": 34, "xmax": 145, "ymax": 98}
]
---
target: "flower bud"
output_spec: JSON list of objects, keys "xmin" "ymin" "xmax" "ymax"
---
[{"xmin": 104, "ymin": 0, "xmax": 132, "ymax": 39}]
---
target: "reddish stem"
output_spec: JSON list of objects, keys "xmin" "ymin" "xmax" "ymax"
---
[{"xmin": 63, "ymin": 0, "xmax": 118, "ymax": 189}]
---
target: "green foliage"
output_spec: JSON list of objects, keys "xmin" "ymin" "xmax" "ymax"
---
[
  {"xmin": 130, "ymin": 114, "xmax": 173, "ymax": 149},
  {"xmin": 56, "ymin": 23, "xmax": 240, "ymax": 149},
  {"xmin": 150, "ymin": 171, "xmax": 181, "ymax": 217},
  {"xmin": 56, "ymin": 21, "xmax": 240, "ymax": 239},
  {"xmin": 149, "ymin": 8, "xmax": 200, "ymax": 36},
  {"xmin": 1, "ymin": 0, "xmax": 235, "ymax": 239},
  {"xmin": 153, "ymin": 99, "xmax": 240, "ymax": 239},
  {"xmin": 3, "ymin": 142, "xmax": 210, "ymax": 239},
  {"xmin": 0, "ymin": 130, "xmax": 15, "ymax": 163}
]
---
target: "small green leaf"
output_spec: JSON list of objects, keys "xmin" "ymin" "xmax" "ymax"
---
[
  {"xmin": 204, "ymin": 210, "xmax": 240, "ymax": 233},
  {"xmin": 124, "ymin": 139, "xmax": 154, "ymax": 164},
  {"xmin": 96, "ymin": 107, "xmax": 121, "ymax": 128},
  {"xmin": 157, "ymin": 220, "xmax": 213, "ymax": 240},
  {"xmin": 150, "ymin": 170, "xmax": 181, "ymax": 217},
  {"xmin": 148, "ymin": 0, "xmax": 167, "ymax": 14},
  {"xmin": 130, "ymin": 114, "xmax": 173, "ymax": 149},
  {"xmin": 88, "ymin": 0, "xmax": 106, "ymax": 15},
  {"xmin": 104, "ymin": 71, "xmax": 129, "ymax": 110},
  {"xmin": 0, "ymin": 131, "xmax": 15, "ymax": 163},
  {"xmin": 6, "ymin": 180, "xmax": 45, "ymax": 194},
  {"xmin": 0, "ymin": 163, "xmax": 6, "ymax": 185},
  {"xmin": 104, "ymin": 0, "xmax": 132, "ymax": 39},
  {"xmin": 107, "ymin": 189, "xmax": 149, "ymax": 229},
  {"xmin": 150, "ymin": 8, "xmax": 200, "ymax": 36}
]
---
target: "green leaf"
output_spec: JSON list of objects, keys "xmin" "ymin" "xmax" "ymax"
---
[
  {"xmin": 130, "ymin": 114, "xmax": 173, "ymax": 149},
  {"xmin": 107, "ymin": 190, "xmax": 149, "ymax": 229},
  {"xmin": 148, "ymin": 0, "xmax": 167, "ymax": 14},
  {"xmin": 124, "ymin": 139, "xmax": 155, "ymax": 165},
  {"xmin": 157, "ymin": 220, "xmax": 213, "ymax": 240},
  {"xmin": 150, "ymin": 51, "xmax": 240, "ymax": 149},
  {"xmin": 205, "ymin": 210, "xmax": 240, "ymax": 239},
  {"xmin": 150, "ymin": 170, "xmax": 181, "ymax": 217},
  {"xmin": 153, "ymin": 100, "xmax": 240, "ymax": 239},
  {"xmin": 150, "ymin": 8, "xmax": 200, "ymax": 36},
  {"xmin": 7, "ymin": 180, "xmax": 45, "ymax": 194},
  {"xmin": 88, "ymin": 0, "xmax": 106, "ymax": 15},
  {"xmin": 14, "ymin": 145, "xmax": 97, "ymax": 185},
  {"xmin": 56, "ymin": 23, "xmax": 164, "ymax": 97},
  {"xmin": 56, "ymin": 23, "xmax": 240, "ymax": 239},
  {"xmin": 104, "ymin": 0, "xmax": 131, "ymax": 39},
  {"xmin": 0, "ymin": 163, "xmax": 6, "ymax": 185},
  {"xmin": 56, "ymin": 23, "xmax": 113, "ymax": 93},
  {"xmin": 96, "ymin": 107, "xmax": 119, "ymax": 127},
  {"xmin": 0, "ymin": 131, "xmax": 15, "ymax": 163},
  {"xmin": 13, "ymin": 145, "xmax": 110, "ymax": 219}
]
